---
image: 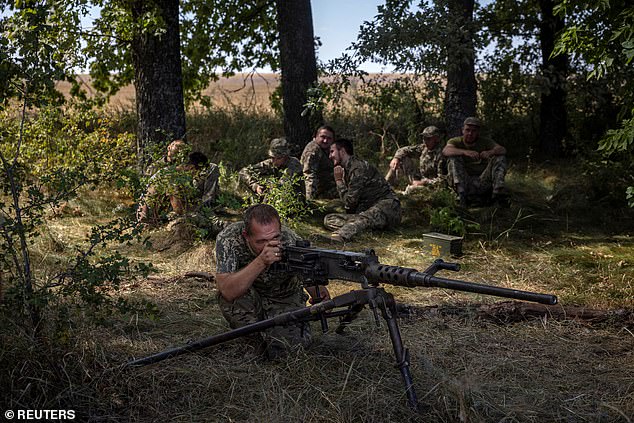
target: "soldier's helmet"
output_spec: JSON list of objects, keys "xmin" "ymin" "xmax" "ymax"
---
[{"xmin": 268, "ymin": 138, "xmax": 291, "ymax": 158}]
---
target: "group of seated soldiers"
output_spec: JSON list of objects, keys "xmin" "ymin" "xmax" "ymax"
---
[{"xmin": 137, "ymin": 116, "xmax": 508, "ymax": 243}]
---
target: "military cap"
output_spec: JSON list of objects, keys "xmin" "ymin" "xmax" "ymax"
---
[
  {"xmin": 463, "ymin": 117, "xmax": 482, "ymax": 127},
  {"xmin": 268, "ymin": 137, "xmax": 291, "ymax": 158},
  {"xmin": 421, "ymin": 126, "xmax": 440, "ymax": 138}
]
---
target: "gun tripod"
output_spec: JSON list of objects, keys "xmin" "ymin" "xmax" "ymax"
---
[
  {"xmin": 127, "ymin": 258, "xmax": 557, "ymax": 411},
  {"xmin": 127, "ymin": 284, "xmax": 420, "ymax": 408}
]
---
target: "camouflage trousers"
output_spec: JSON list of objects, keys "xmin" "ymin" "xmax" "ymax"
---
[
  {"xmin": 447, "ymin": 155, "xmax": 507, "ymax": 197},
  {"xmin": 323, "ymin": 198, "xmax": 401, "ymax": 241},
  {"xmin": 217, "ymin": 288, "xmax": 310, "ymax": 357},
  {"xmin": 385, "ymin": 156, "xmax": 420, "ymax": 187}
]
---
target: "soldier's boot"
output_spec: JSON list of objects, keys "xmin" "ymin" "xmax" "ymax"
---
[
  {"xmin": 492, "ymin": 187, "xmax": 510, "ymax": 208},
  {"xmin": 456, "ymin": 186, "xmax": 468, "ymax": 208}
]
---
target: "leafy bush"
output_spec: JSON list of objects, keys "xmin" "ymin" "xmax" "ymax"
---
[
  {"xmin": 326, "ymin": 75, "xmax": 440, "ymax": 164},
  {"xmin": 242, "ymin": 171, "xmax": 315, "ymax": 227},
  {"xmin": 1, "ymin": 102, "xmax": 136, "ymax": 181},
  {"xmin": 428, "ymin": 191, "xmax": 480, "ymax": 236},
  {"xmin": 1, "ymin": 98, "xmax": 150, "ymax": 330}
]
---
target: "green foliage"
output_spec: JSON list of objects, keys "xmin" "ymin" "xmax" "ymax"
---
[
  {"xmin": 242, "ymin": 171, "xmax": 314, "ymax": 227},
  {"xmin": 0, "ymin": 139, "xmax": 151, "ymax": 329},
  {"xmin": 215, "ymin": 162, "xmax": 243, "ymax": 210},
  {"xmin": 82, "ymin": 0, "xmax": 279, "ymax": 104},
  {"xmin": 554, "ymin": 0, "xmax": 634, "ymax": 80},
  {"xmin": 1, "ymin": 103, "xmax": 136, "ymax": 180},
  {"xmin": 53, "ymin": 217, "xmax": 153, "ymax": 311},
  {"xmin": 554, "ymin": 0, "xmax": 634, "ymax": 206},
  {"xmin": 0, "ymin": 1, "xmax": 87, "ymax": 107},
  {"xmin": 598, "ymin": 113, "xmax": 634, "ymax": 155},
  {"xmin": 429, "ymin": 207, "xmax": 468, "ymax": 236},
  {"xmin": 1, "ymin": 5, "xmax": 150, "ymax": 328},
  {"xmin": 428, "ymin": 191, "xmax": 479, "ymax": 236}
]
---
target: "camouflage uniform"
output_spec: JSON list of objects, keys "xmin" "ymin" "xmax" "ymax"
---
[
  {"xmin": 199, "ymin": 163, "xmax": 220, "ymax": 208},
  {"xmin": 215, "ymin": 222, "xmax": 310, "ymax": 353},
  {"xmin": 386, "ymin": 143, "xmax": 446, "ymax": 193},
  {"xmin": 446, "ymin": 136, "xmax": 507, "ymax": 197},
  {"xmin": 166, "ymin": 162, "xmax": 226, "ymax": 239},
  {"xmin": 239, "ymin": 157, "xmax": 303, "ymax": 195},
  {"xmin": 300, "ymin": 141, "xmax": 337, "ymax": 200},
  {"xmin": 324, "ymin": 156, "xmax": 401, "ymax": 241},
  {"xmin": 140, "ymin": 161, "xmax": 220, "ymax": 223}
]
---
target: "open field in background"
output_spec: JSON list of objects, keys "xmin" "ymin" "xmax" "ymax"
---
[
  {"xmin": 57, "ymin": 73, "xmax": 280, "ymax": 111},
  {"xmin": 56, "ymin": 72, "xmax": 408, "ymax": 112},
  {"xmin": 3, "ymin": 159, "xmax": 633, "ymax": 421}
]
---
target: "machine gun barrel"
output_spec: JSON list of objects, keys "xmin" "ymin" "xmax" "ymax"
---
[
  {"xmin": 277, "ymin": 242, "xmax": 558, "ymax": 306},
  {"xmin": 366, "ymin": 263, "xmax": 558, "ymax": 305}
]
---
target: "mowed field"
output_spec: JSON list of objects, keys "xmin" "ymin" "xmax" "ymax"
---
[{"xmin": 56, "ymin": 73, "xmax": 282, "ymax": 110}]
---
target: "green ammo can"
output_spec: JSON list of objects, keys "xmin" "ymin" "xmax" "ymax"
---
[{"xmin": 422, "ymin": 232, "xmax": 463, "ymax": 258}]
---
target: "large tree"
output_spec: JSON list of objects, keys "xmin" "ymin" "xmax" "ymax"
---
[
  {"xmin": 349, "ymin": 0, "xmax": 480, "ymax": 137},
  {"xmin": 129, "ymin": 0, "xmax": 186, "ymax": 169},
  {"xmin": 480, "ymin": 0, "xmax": 568, "ymax": 158},
  {"xmin": 7, "ymin": 0, "xmax": 317, "ymax": 165},
  {"xmin": 275, "ymin": 0, "xmax": 320, "ymax": 149},
  {"xmin": 444, "ymin": 0, "xmax": 478, "ymax": 137},
  {"xmin": 537, "ymin": 0, "xmax": 567, "ymax": 157}
]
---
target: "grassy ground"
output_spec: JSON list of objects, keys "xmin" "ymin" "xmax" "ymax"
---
[{"xmin": 1, "ymin": 160, "xmax": 633, "ymax": 422}]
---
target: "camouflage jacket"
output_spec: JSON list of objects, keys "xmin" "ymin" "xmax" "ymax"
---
[
  {"xmin": 146, "ymin": 162, "xmax": 219, "ymax": 210},
  {"xmin": 394, "ymin": 143, "xmax": 445, "ymax": 182},
  {"xmin": 300, "ymin": 141, "xmax": 336, "ymax": 199},
  {"xmin": 215, "ymin": 222, "xmax": 304, "ymax": 300},
  {"xmin": 338, "ymin": 156, "xmax": 397, "ymax": 213},
  {"xmin": 239, "ymin": 157, "xmax": 302, "ymax": 193},
  {"xmin": 199, "ymin": 163, "xmax": 220, "ymax": 208}
]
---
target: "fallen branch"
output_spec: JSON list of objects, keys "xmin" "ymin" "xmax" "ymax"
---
[{"xmin": 405, "ymin": 301, "xmax": 634, "ymax": 328}]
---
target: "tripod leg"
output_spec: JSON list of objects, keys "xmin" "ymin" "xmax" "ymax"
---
[{"xmin": 378, "ymin": 292, "xmax": 419, "ymax": 410}]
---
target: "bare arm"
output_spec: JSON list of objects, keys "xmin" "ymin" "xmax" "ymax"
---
[
  {"xmin": 480, "ymin": 143, "xmax": 506, "ymax": 159},
  {"xmin": 216, "ymin": 240, "xmax": 281, "ymax": 302},
  {"xmin": 443, "ymin": 144, "xmax": 480, "ymax": 159}
]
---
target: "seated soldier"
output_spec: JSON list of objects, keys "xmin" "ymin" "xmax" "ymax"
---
[
  {"xmin": 239, "ymin": 138, "xmax": 303, "ymax": 197},
  {"xmin": 324, "ymin": 138, "xmax": 401, "ymax": 243},
  {"xmin": 442, "ymin": 117, "xmax": 508, "ymax": 207},
  {"xmin": 300, "ymin": 126, "xmax": 338, "ymax": 200},
  {"xmin": 137, "ymin": 140, "xmax": 220, "ymax": 225},
  {"xmin": 385, "ymin": 125, "xmax": 446, "ymax": 194},
  {"xmin": 170, "ymin": 151, "xmax": 220, "ymax": 215}
]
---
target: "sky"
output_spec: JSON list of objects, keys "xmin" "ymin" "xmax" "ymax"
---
[
  {"xmin": 311, "ymin": 0, "xmax": 390, "ymax": 73},
  {"xmin": 2, "ymin": 1, "xmax": 390, "ymax": 73}
]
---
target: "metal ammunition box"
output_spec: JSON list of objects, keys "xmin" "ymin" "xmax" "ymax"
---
[{"xmin": 422, "ymin": 232, "xmax": 463, "ymax": 258}]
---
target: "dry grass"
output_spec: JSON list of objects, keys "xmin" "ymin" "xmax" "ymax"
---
[{"xmin": 2, "ymin": 159, "xmax": 634, "ymax": 421}]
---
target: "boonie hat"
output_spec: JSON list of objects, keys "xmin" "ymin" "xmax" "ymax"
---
[
  {"xmin": 421, "ymin": 126, "xmax": 439, "ymax": 138},
  {"xmin": 268, "ymin": 138, "xmax": 290, "ymax": 158}
]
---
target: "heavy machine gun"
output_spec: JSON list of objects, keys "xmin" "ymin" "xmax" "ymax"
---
[{"xmin": 127, "ymin": 241, "xmax": 557, "ymax": 410}]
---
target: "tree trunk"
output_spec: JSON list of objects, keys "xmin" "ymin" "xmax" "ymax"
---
[
  {"xmin": 130, "ymin": 0, "xmax": 186, "ymax": 171},
  {"xmin": 275, "ymin": 0, "xmax": 321, "ymax": 152},
  {"xmin": 444, "ymin": 0, "xmax": 478, "ymax": 138},
  {"xmin": 538, "ymin": 0, "xmax": 568, "ymax": 158}
]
